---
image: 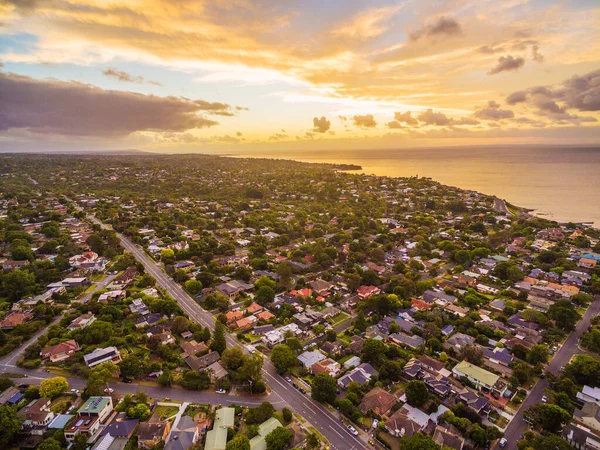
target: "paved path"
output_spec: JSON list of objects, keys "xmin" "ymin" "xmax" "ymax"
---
[
  {"xmin": 498, "ymin": 295, "xmax": 600, "ymax": 450},
  {"xmin": 84, "ymin": 212, "xmax": 368, "ymax": 450}
]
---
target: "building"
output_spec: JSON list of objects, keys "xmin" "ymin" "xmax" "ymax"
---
[
  {"xmin": 21, "ymin": 398, "xmax": 55, "ymax": 435},
  {"xmin": 249, "ymin": 417, "xmax": 283, "ymax": 450},
  {"xmin": 0, "ymin": 311, "xmax": 34, "ymax": 329},
  {"xmin": 452, "ymin": 361, "xmax": 506, "ymax": 396},
  {"xmin": 138, "ymin": 420, "xmax": 171, "ymax": 449},
  {"xmin": 298, "ymin": 350, "xmax": 326, "ymax": 369},
  {"xmin": 65, "ymin": 397, "xmax": 114, "ymax": 442},
  {"xmin": 165, "ymin": 416, "xmax": 199, "ymax": 450},
  {"xmin": 204, "ymin": 407, "xmax": 235, "ymax": 450},
  {"xmin": 40, "ymin": 339, "xmax": 80, "ymax": 362},
  {"xmin": 359, "ymin": 387, "xmax": 397, "ymax": 416},
  {"xmin": 68, "ymin": 312, "xmax": 96, "ymax": 331},
  {"xmin": 84, "ymin": 346, "xmax": 122, "ymax": 368}
]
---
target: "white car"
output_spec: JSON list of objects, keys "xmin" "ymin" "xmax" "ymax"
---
[
  {"xmin": 215, "ymin": 389, "xmax": 227, "ymax": 394},
  {"xmin": 372, "ymin": 419, "xmax": 379, "ymax": 429},
  {"xmin": 499, "ymin": 438, "xmax": 508, "ymax": 448},
  {"xmin": 103, "ymin": 388, "xmax": 114, "ymax": 394},
  {"xmin": 347, "ymin": 425, "xmax": 359, "ymax": 436},
  {"xmin": 70, "ymin": 389, "xmax": 79, "ymax": 394},
  {"xmin": 541, "ymin": 396, "xmax": 548, "ymax": 403}
]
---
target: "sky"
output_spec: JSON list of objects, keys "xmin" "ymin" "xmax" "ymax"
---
[{"xmin": 0, "ymin": 0, "xmax": 599, "ymax": 152}]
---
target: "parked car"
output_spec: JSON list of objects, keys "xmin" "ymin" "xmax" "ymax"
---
[
  {"xmin": 215, "ymin": 389, "xmax": 226, "ymax": 394},
  {"xmin": 541, "ymin": 396, "xmax": 548, "ymax": 403},
  {"xmin": 372, "ymin": 419, "xmax": 379, "ymax": 429},
  {"xmin": 347, "ymin": 425, "xmax": 359, "ymax": 436},
  {"xmin": 104, "ymin": 388, "xmax": 114, "ymax": 394},
  {"xmin": 70, "ymin": 389, "xmax": 79, "ymax": 394},
  {"xmin": 499, "ymin": 438, "xmax": 508, "ymax": 448}
]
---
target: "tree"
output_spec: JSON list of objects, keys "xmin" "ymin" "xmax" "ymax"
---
[
  {"xmin": 405, "ymin": 380, "xmax": 429, "ymax": 406},
  {"xmin": 210, "ymin": 321, "xmax": 227, "ymax": 355},
  {"xmin": 39, "ymin": 376, "xmax": 68, "ymax": 399},
  {"xmin": 525, "ymin": 403, "xmax": 571, "ymax": 432},
  {"xmin": 181, "ymin": 370, "xmax": 211, "ymax": 390},
  {"xmin": 461, "ymin": 345, "xmax": 483, "ymax": 365},
  {"xmin": 306, "ymin": 432, "xmax": 321, "ymax": 450},
  {"xmin": 271, "ymin": 344, "xmax": 297, "ymax": 373},
  {"xmin": 517, "ymin": 431, "xmax": 575, "ymax": 450},
  {"xmin": 160, "ymin": 248, "xmax": 175, "ymax": 261},
  {"xmin": 171, "ymin": 316, "xmax": 190, "ymax": 335},
  {"xmin": 399, "ymin": 433, "xmax": 441, "ymax": 450},
  {"xmin": 548, "ymin": 300, "xmax": 580, "ymax": 331},
  {"xmin": 226, "ymin": 435, "xmax": 251, "ymax": 450},
  {"xmin": 86, "ymin": 362, "xmax": 118, "ymax": 395},
  {"xmin": 127, "ymin": 403, "xmax": 151, "ymax": 420},
  {"xmin": 311, "ymin": 373, "xmax": 337, "ymax": 404},
  {"xmin": 265, "ymin": 426, "xmax": 293, "ymax": 450},
  {"xmin": 527, "ymin": 344, "xmax": 549, "ymax": 365},
  {"xmin": 354, "ymin": 311, "xmax": 367, "ymax": 333},
  {"xmin": 564, "ymin": 354, "xmax": 600, "ymax": 386},
  {"xmin": 2, "ymin": 269, "xmax": 37, "ymax": 302},
  {"xmin": 184, "ymin": 279, "xmax": 203, "ymax": 295},
  {"xmin": 282, "ymin": 407, "xmax": 292, "ymax": 424},
  {"xmin": 245, "ymin": 402, "xmax": 275, "ymax": 424},
  {"xmin": 0, "ymin": 405, "xmax": 21, "ymax": 448},
  {"xmin": 222, "ymin": 347, "xmax": 245, "ymax": 371},
  {"xmin": 362, "ymin": 338, "xmax": 387, "ymax": 363},
  {"xmin": 120, "ymin": 355, "xmax": 144, "ymax": 379},
  {"xmin": 38, "ymin": 438, "xmax": 62, "ymax": 450},
  {"xmin": 255, "ymin": 285, "xmax": 275, "ymax": 305}
]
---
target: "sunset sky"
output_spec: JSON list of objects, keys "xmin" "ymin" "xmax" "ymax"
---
[{"xmin": 1, "ymin": 0, "xmax": 599, "ymax": 152}]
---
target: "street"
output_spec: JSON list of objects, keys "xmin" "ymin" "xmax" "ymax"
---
[{"xmin": 499, "ymin": 295, "xmax": 600, "ymax": 450}]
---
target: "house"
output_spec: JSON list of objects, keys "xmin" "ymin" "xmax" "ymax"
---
[
  {"xmin": 456, "ymin": 389, "xmax": 491, "ymax": 415},
  {"xmin": 68, "ymin": 312, "xmax": 96, "ymax": 331},
  {"xmin": 215, "ymin": 279, "xmax": 254, "ymax": 298},
  {"xmin": 99, "ymin": 412, "xmax": 139, "ymax": 440},
  {"xmin": 179, "ymin": 340, "xmax": 208, "ymax": 358},
  {"xmin": 452, "ymin": 361, "xmax": 506, "ymax": 396},
  {"xmin": 249, "ymin": 417, "xmax": 283, "ymax": 450},
  {"xmin": 257, "ymin": 310, "xmax": 275, "ymax": 321},
  {"xmin": 298, "ymin": 350, "xmax": 326, "ymax": 369},
  {"xmin": 65, "ymin": 396, "xmax": 114, "ymax": 442},
  {"xmin": 338, "ymin": 363, "xmax": 378, "ymax": 389},
  {"xmin": 444, "ymin": 333, "xmax": 476, "ymax": 353},
  {"xmin": 138, "ymin": 420, "xmax": 171, "ymax": 449},
  {"xmin": 577, "ymin": 386, "xmax": 600, "ymax": 404},
  {"xmin": 40, "ymin": 339, "xmax": 80, "ymax": 362},
  {"xmin": 204, "ymin": 407, "xmax": 234, "ymax": 450},
  {"xmin": 344, "ymin": 356, "xmax": 361, "ymax": 369},
  {"xmin": 98, "ymin": 290, "xmax": 126, "ymax": 303},
  {"xmin": 130, "ymin": 298, "xmax": 150, "ymax": 315},
  {"xmin": 0, "ymin": 386, "xmax": 20, "ymax": 405},
  {"xmin": 185, "ymin": 351, "xmax": 220, "ymax": 371},
  {"xmin": 0, "ymin": 311, "xmax": 34, "ymax": 329},
  {"xmin": 433, "ymin": 424, "xmax": 465, "ymax": 450},
  {"xmin": 574, "ymin": 401, "xmax": 600, "ymax": 433},
  {"xmin": 21, "ymin": 398, "xmax": 55, "ymax": 435},
  {"xmin": 563, "ymin": 422, "xmax": 600, "ymax": 450},
  {"xmin": 357, "ymin": 285, "xmax": 381, "ymax": 299},
  {"xmin": 384, "ymin": 408, "xmax": 424, "ymax": 438},
  {"xmin": 2, "ymin": 260, "xmax": 30, "ymax": 271},
  {"xmin": 484, "ymin": 347, "xmax": 514, "ymax": 367},
  {"xmin": 359, "ymin": 387, "xmax": 397, "ymax": 416},
  {"xmin": 253, "ymin": 324, "xmax": 274, "ymax": 335},
  {"xmin": 246, "ymin": 302, "xmax": 263, "ymax": 315},
  {"xmin": 165, "ymin": 416, "xmax": 199, "ymax": 450},
  {"xmin": 84, "ymin": 346, "xmax": 122, "ymax": 368},
  {"xmin": 205, "ymin": 361, "xmax": 228, "ymax": 382},
  {"xmin": 321, "ymin": 340, "xmax": 344, "ymax": 356},
  {"xmin": 107, "ymin": 267, "xmax": 138, "ymax": 290},
  {"xmin": 225, "ymin": 310, "xmax": 244, "ymax": 323},
  {"xmin": 310, "ymin": 358, "xmax": 341, "ymax": 377},
  {"xmin": 349, "ymin": 335, "xmax": 364, "ymax": 354},
  {"xmin": 135, "ymin": 313, "xmax": 166, "ymax": 328},
  {"xmin": 578, "ymin": 258, "xmax": 597, "ymax": 269},
  {"xmin": 389, "ymin": 332, "xmax": 425, "ymax": 349}
]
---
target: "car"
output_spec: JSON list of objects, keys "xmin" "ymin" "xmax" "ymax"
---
[
  {"xmin": 541, "ymin": 395, "xmax": 548, "ymax": 403},
  {"xmin": 215, "ymin": 389, "xmax": 226, "ymax": 394},
  {"xmin": 369, "ymin": 439, "xmax": 376, "ymax": 446},
  {"xmin": 246, "ymin": 345, "xmax": 256, "ymax": 354},
  {"xmin": 540, "ymin": 372, "xmax": 545, "ymax": 379},
  {"xmin": 347, "ymin": 425, "xmax": 359, "ymax": 436},
  {"xmin": 299, "ymin": 388, "xmax": 306, "ymax": 394},
  {"xmin": 292, "ymin": 383, "xmax": 299, "ymax": 389},
  {"xmin": 285, "ymin": 377, "xmax": 292, "ymax": 383},
  {"xmin": 122, "ymin": 377, "xmax": 132, "ymax": 383},
  {"xmin": 499, "ymin": 438, "xmax": 508, "ymax": 448},
  {"xmin": 519, "ymin": 435, "xmax": 524, "ymax": 441},
  {"xmin": 70, "ymin": 389, "xmax": 79, "ymax": 394},
  {"xmin": 103, "ymin": 388, "xmax": 114, "ymax": 394},
  {"xmin": 552, "ymin": 345, "xmax": 558, "ymax": 352},
  {"xmin": 372, "ymin": 419, "xmax": 379, "ymax": 429}
]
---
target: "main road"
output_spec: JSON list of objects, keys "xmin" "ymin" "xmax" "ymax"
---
[
  {"xmin": 87, "ymin": 214, "xmax": 367, "ymax": 450},
  {"xmin": 499, "ymin": 295, "xmax": 600, "ymax": 450}
]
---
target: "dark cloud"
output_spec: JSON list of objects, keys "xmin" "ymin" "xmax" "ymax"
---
[
  {"xmin": 506, "ymin": 69, "xmax": 600, "ymax": 113},
  {"xmin": 531, "ymin": 44, "xmax": 544, "ymax": 62},
  {"xmin": 488, "ymin": 55, "xmax": 525, "ymax": 75},
  {"xmin": 387, "ymin": 120, "xmax": 402, "ymax": 129},
  {"xmin": 312, "ymin": 116, "xmax": 331, "ymax": 133},
  {"xmin": 393, "ymin": 111, "xmax": 418, "ymax": 126},
  {"xmin": 473, "ymin": 101, "xmax": 514, "ymax": 120},
  {"xmin": 103, "ymin": 67, "xmax": 143, "ymax": 83},
  {"xmin": 236, "ymin": 131, "xmax": 243, "ymax": 137},
  {"xmin": 410, "ymin": 16, "xmax": 462, "ymax": 41},
  {"xmin": 455, "ymin": 117, "xmax": 479, "ymax": 125},
  {"xmin": 353, "ymin": 114, "xmax": 377, "ymax": 128},
  {"xmin": 0, "ymin": 71, "xmax": 226, "ymax": 137},
  {"xmin": 417, "ymin": 109, "xmax": 452, "ymax": 126},
  {"xmin": 477, "ymin": 45, "xmax": 505, "ymax": 55}
]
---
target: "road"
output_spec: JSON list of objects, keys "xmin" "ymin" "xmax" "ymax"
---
[
  {"xmin": 494, "ymin": 197, "xmax": 513, "ymax": 216},
  {"xmin": 87, "ymin": 214, "xmax": 368, "ymax": 450},
  {"xmin": 499, "ymin": 295, "xmax": 600, "ymax": 450}
]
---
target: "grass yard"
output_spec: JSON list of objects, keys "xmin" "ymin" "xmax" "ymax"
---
[
  {"xmin": 379, "ymin": 431, "xmax": 401, "ymax": 450},
  {"xmin": 153, "ymin": 405, "xmax": 180, "ymax": 420},
  {"xmin": 331, "ymin": 313, "xmax": 350, "ymax": 326},
  {"xmin": 50, "ymin": 394, "xmax": 76, "ymax": 414}
]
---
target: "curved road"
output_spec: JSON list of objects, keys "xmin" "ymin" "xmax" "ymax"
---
[{"xmin": 88, "ymin": 214, "xmax": 367, "ymax": 450}]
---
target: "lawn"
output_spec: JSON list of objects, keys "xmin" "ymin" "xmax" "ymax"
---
[
  {"xmin": 50, "ymin": 394, "xmax": 76, "ymax": 414},
  {"xmin": 153, "ymin": 405, "xmax": 180, "ymax": 420},
  {"xmin": 378, "ymin": 431, "xmax": 400, "ymax": 450},
  {"xmin": 331, "ymin": 313, "xmax": 350, "ymax": 326}
]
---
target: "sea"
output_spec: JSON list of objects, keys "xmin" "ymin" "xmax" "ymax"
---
[{"xmin": 224, "ymin": 146, "xmax": 600, "ymax": 226}]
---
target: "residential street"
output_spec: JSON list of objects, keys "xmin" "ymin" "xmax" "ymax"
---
[{"xmin": 498, "ymin": 295, "xmax": 600, "ymax": 450}]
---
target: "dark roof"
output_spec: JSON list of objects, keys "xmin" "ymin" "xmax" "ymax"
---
[{"xmin": 101, "ymin": 414, "xmax": 139, "ymax": 438}]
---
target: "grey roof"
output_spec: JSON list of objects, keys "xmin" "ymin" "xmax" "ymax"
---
[{"xmin": 390, "ymin": 332, "xmax": 425, "ymax": 348}]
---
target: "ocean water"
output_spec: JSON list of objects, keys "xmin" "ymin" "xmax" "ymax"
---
[{"xmin": 228, "ymin": 146, "xmax": 600, "ymax": 225}]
